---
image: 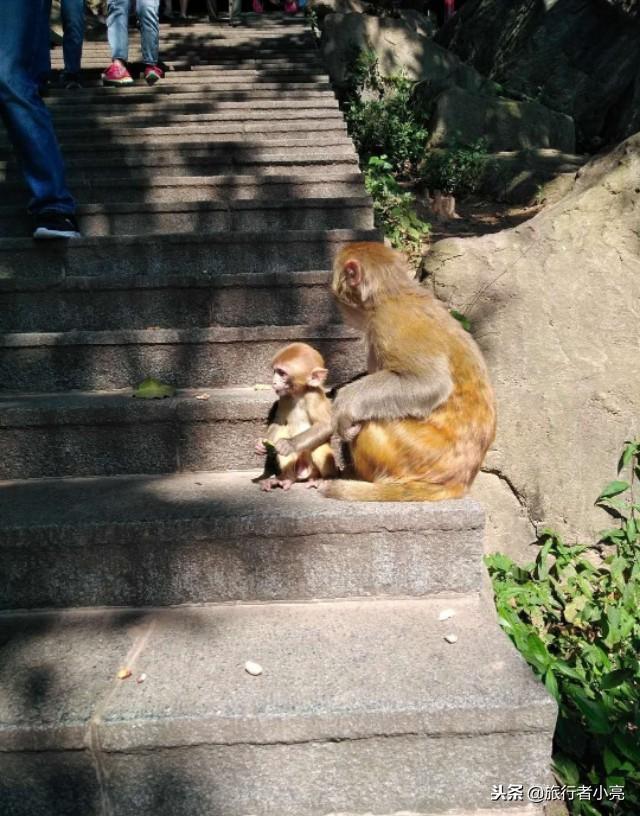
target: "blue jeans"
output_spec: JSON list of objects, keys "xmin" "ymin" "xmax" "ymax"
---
[
  {"xmin": 107, "ymin": 0, "xmax": 160, "ymax": 65},
  {"xmin": 0, "ymin": 0, "xmax": 76, "ymax": 214},
  {"xmin": 61, "ymin": 0, "xmax": 86, "ymax": 75}
]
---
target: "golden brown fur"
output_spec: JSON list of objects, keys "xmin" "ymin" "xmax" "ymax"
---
[
  {"xmin": 322, "ymin": 243, "xmax": 496, "ymax": 501},
  {"xmin": 258, "ymin": 343, "xmax": 337, "ymax": 490}
]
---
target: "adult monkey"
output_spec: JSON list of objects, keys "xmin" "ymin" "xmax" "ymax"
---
[{"xmin": 321, "ymin": 241, "xmax": 496, "ymax": 501}]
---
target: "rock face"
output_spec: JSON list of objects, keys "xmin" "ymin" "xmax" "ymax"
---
[
  {"xmin": 437, "ymin": 0, "xmax": 640, "ymax": 151},
  {"xmin": 430, "ymin": 86, "xmax": 575, "ymax": 153},
  {"xmin": 425, "ymin": 133, "xmax": 640, "ymax": 558},
  {"xmin": 320, "ymin": 12, "xmax": 492, "ymax": 92},
  {"xmin": 320, "ymin": 12, "xmax": 576, "ymax": 159}
]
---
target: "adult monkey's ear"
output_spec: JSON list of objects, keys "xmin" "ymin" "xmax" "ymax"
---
[
  {"xmin": 344, "ymin": 258, "xmax": 362, "ymax": 288},
  {"xmin": 307, "ymin": 367, "xmax": 328, "ymax": 388}
]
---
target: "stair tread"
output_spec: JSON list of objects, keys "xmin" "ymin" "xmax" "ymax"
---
[
  {"xmin": 0, "ymin": 469, "xmax": 483, "ymax": 534},
  {"xmin": 0, "ymin": 386, "xmax": 278, "ymax": 424},
  {"xmin": 0, "ymin": 596, "xmax": 555, "ymax": 752},
  {"xmin": 0, "ymin": 196, "xmax": 370, "ymax": 218}
]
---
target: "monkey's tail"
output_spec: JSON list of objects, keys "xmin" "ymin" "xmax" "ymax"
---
[{"xmin": 320, "ymin": 479, "xmax": 467, "ymax": 502}]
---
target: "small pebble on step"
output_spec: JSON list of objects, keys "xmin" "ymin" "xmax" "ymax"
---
[{"xmin": 245, "ymin": 660, "xmax": 263, "ymax": 676}]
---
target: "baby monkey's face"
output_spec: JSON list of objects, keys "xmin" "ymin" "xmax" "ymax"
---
[{"xmin": 273, "ymin": 366, "xmax": 297, "ymax": 397}]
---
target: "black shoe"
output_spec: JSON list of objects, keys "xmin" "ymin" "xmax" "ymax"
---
[
  {"xmin": 61, "ymin": 72, "xmax": 83, "ymax": 90},
  {"xmin": 33, "ymin": 212, "xmax": 81, "ymax": 240}
]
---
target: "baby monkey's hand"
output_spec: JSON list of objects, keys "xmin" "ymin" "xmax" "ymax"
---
[
  {"xmin": 274, "ymin": 438, "xmax": 295, "ymax": 457},
  {"xmin": 255, "ymin": 439, "xmax": 268, "ymax": 455}
]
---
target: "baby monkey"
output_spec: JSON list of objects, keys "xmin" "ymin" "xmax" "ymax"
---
[{"xmin": 255, "ymin": 342, "xmax": 338, "ymax": 491}]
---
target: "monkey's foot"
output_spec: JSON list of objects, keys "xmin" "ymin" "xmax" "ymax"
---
[
  {"xmin": 278, "ymin": 478, "xmax": 294, "ymax": 491},
  {"xmin": 259, "ymin": 477, "xmax": 276, "ymax": 492},
  {"xmin": 305, "ymin": 478, "xmax": 323, "ymax": 490}
]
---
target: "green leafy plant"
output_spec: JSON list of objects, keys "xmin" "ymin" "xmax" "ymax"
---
[
  {"xmin": 364, "ymin": 155, "xmax": 430, "ymax": 266},
  {"xmin": 420, "ymin": 138, "xmax": 489, "ymax": 197},
  {"xmin": 486, "ymin": 440, "xmax": 640, "ymax": 815},
  {"xmin": 344, "ymin": 51, "xmax": 429, "ymax": 176}
]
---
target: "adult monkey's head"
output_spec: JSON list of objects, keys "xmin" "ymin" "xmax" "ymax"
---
[{"xmin": 331, "ymin": 242, "xmax": 414, "ymax": 315}]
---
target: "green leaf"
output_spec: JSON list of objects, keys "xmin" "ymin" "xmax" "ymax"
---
[
  {"xmin": 600, "ymin": 668, "xmax": 634, "ymax": 689},
  {"xmin": 554, "ymin": 661, "xmax": 583, "ymax": 681},
  {"xmin": 132, "ymin": 378, "xmax": 177, "ymax": 399},
  {"xmin": 567, "ymin": 687, "xmax": 611, "ymax": 734},
  {"xmin": 604, "ymin": 747, "xmax": 622, "ymax": 774},
  {"xmin": 450, "ymin": 309, "xmax": 471, "ymax": 332},
  {"xmin": 614, "ymin": 733, "xmax": 640, "ymax": 764},
  {"xmin": 544, "ymin": 668, "xmax": 560, "ymax": 701},
  {"xmin": 522, "ymin": 632, "xmax": 552, "ymax": 672},
  {"xmin": 552, "ymin": 754, "xmax": 580, "ymax": 786},
  {"xmin": 596, "ymin": 480, "xmax": 630, "ymax": 501},
  {"xmin": 618, "ymin": 440, "xmax": 639, "ymax": 472}
]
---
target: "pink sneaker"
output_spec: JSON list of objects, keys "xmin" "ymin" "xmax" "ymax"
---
[
  {"xmin": 144, "ymin": 64, "xmax": 165, "ymax": 85},
  {"xmin": 252, "ymin": 0, "xmax": 264, "ymax": 11},
  {"xmin": 101, "ymin": 61, "xmax": 133, "ymax": 86},
  {"xmin": 284, "ymin": 0, "xmax": 298, "ymax": 10}
]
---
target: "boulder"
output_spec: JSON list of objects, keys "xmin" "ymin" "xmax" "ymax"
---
[
  {"xmin": 308, "ymin": 0, "xmax": 366, "ymax": 19},
  {"xmin": 424, "ymin": 133, "xmax": 640, "ymax": 560},
  {"xmin": 320, "ymin": 12, "xmax": 492, "ymax": 94},
  {"xmin": 429, "ymin": 87, "xmax": 576, "ymax": 153},
  {"xmin": 436, "ymin": 0, "xmax": 640, "ymax": 151}
]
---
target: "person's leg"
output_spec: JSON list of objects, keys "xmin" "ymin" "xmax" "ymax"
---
[
  {"xmin": 103, "ymin": 0, "xmax": 134, "ymax": 84},
  {"xmin": 107, "ymin": 0, "xmax": 130, "ymax": 63},
  {"xmin": 137, "ymin": 0, "xmax": 160, "ymax": 65},
  {"xmin": 61, "ymin": 0, "xmax": 85, "ymax": 76},
  {"xmin": 178, "ymin": 0, "xmax": 188, "ymax": 17},
  {"xmin": 205, "ymin": 0, "xmax": 217, "ymax": 20},
  {"xmin": 34, "ymin": 0, "xmax": 53, "ymax": 88},
  {"xmin": 229, "ymin": 0, "xmax": 241, "ymax": 24},
  {"xmin": 0, "ymin": 0, "xmax": 77, "ymax": 220}
]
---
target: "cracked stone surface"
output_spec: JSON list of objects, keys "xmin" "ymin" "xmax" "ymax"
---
[{"xmin": 425, "ymin": 133, "xmax": 640, "ymax": 557}]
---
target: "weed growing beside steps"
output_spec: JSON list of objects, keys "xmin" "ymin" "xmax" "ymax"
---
[
  {"xmin": 364, "ymin": 155, "xmax": 430, "ymax": 267},
  {"xmin": 340, "ymin": 47, "xmax": 491, "ymax": 265},
  {"xmin": 486, "ymin": 441, "xmax": 640, "ymax": 815}
]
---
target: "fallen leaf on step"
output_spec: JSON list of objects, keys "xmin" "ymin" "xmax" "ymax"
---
[
  {"xmin": 438, "ymin": 608, "xmax": 456, "ymax": 621},
  {"xmin": 132, "ymin": 378, "xmax": 176, "ymax": 399},
  {"xmin": 117, "ymin": 667, "xmax": 132, "ymax": 680},
  {"xmin": 136, "ymin": 673, "xmax": 147, "ymax": 684},
  {"xmin": 254, "ymin": 384, "xmax": 272, "ymax": 391},
  {"xmin": 244, "ymin": 660, "xmax": 263, "ymax": 676},
  {"xmin": 195, "ymin": 393, "xmax": 210, "ymax": 400},
  {"xmin": 443, "ymin": 634, "xmax": 458, "ymax": 644}
]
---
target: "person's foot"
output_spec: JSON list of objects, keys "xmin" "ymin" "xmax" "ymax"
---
[
  {"xmin": 33, "ymin": 212, "xmax": 81, "ymax": 240},
  {"xmin": 102, "ymin": 61, "xmax": 134, "ymax": 86},
  {"xmin": 61, "ymin": 72, "xmax": 83, "ymax": 90},
  {"xmin": 252, "ymin": 0, "xmax": 264, "ymax": 11},
  {"xmin": 284, "ymin": 0, "xmax": 298, "ymax": 11},
  {"xmin": 144, "ymin": 64, "xmax": 165, "ymax": 85},
  {"xmin": 229, "ymin": 16, "xmax": 241, "ymax": 25}
]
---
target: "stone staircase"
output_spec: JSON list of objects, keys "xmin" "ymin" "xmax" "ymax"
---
[{"xmin": 0, "ymin": 16, "xmax": 555, "ymax": 816}]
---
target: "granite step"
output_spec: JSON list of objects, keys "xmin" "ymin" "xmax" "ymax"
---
[
  {"xmin": 4, "ymin": 120, "xmax": 349, "ymax": 145},
  {"xmin": 43, "ymin": 71, "xmax": 328, "ymax": 92},
  {"xmin": 1, "ymin": 153, "xmax": 358, "ymax": 183},
  {"xmin": 0, "ymin": 195, "xmax": 373, "ymax": 238},
  {"xmin": 0, "ymin": 386, "xmax": 365, "ymax": 478},
  {"xmin": 45, "ymin": 89, "xmax": 336, "ymax": 113},
  {"xmin": 47, "ymin": 79, "xmax": 331, "ymax": 100},
  {"xmin": 48, "ymin": 103, "xmax": 343, "ymax": 129},
  {"xmin": 0, "ymin": 323, "xmax": 363, "ymax": 392},
  {"xmin": 0, "ymin": 227, "xmax": 379, "ymax": 280},
  {"xmin": 0, "ymin": 268, "xmax": 341, "ymax": 333},
  {"xmin": 0, "ymin": 472, "xmax": 485, "ymax": 607},
  {"xmin": 0, "ymin": 169, "xmax": 365, "ymax": 206},
  {"xmin": 0, "ymin": 597, "xmax": 555, "ymax": 814}
]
